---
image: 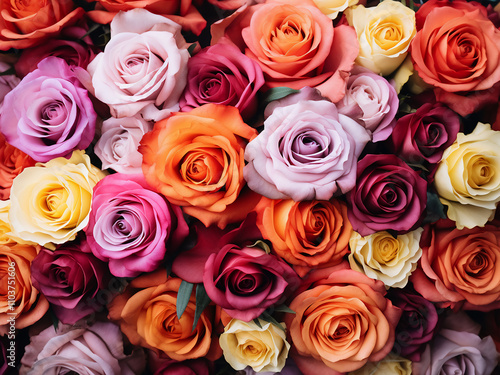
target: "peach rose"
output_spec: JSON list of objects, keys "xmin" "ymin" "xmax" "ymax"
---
[
  {"xmin": 86, "ymin": 0, "xmax": 206, "ymax": 35},
  {"xmin": 108, "ymin": 270, "xmax": 219, "ymax": 361},
  {"xmin": 211, "ymin": 0, "xmax": 359, "ymax": 103},
  {"xmin": 255, "ymin": 197, "xmax": 352, "ymax": 277},
  {"xmin": 0, "ymin": 0, "xmax": 85, "ymax": 50},
  {"xmin": 284, "ymin": 265, "xmax": 401, "ymax": 374},
  {"xmin": 0, "ymin": 243, "xmax": 48, "ymax": 333},
  {"xmin": 140, "ymin": 104, "xmax": 260, "ymax": 228}
]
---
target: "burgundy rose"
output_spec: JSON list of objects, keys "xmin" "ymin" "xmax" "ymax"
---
[
  {"xmin": 31, "ymin": 238, "xmax": 111, "ymax": 324},
  {"xmin": 179, "ymin": 43, "xmax": 264, "ymax": 121},
  {"xmin": 347, "ymin": 154, "xmax": 428, "ymax": 236},
  {"xmin": 390, "ymin": 103, "xmax": 460, "ymax": 165}
]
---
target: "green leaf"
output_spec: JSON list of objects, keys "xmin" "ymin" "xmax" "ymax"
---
[
  {"xmin": 248, "ymin": 240, "xmax": 271, "ymax": 254},
  {"xmin": 273, "ymin": 305, "xmax": 296, "ymax": 314},
  {"xmin": 253, "ymin": 318, "xmax": 262, "ymax": 329},
  {"xmin": 81, "ymin": 22, "xmax": 102, "ymax": 39},
  {"xmin": 192, "ymin": 284, "xmax": 211, "ymax": 332},
  {"xmin": 261, "ymin": 312, "xmax": 286, "ymax": 331},
  {"xmin": 423, "ymin": 190, "xmax": 447, "ymax": 225},
  {"xmin": 177, "ymin": 281, "xmax": 194, "ymax": 320},
  {"xmin": 188, "ymin": 43, "xmax": 198, "ymax": 56},
  {"xmin": 49, "ymin": 309, "xmax": 59, "ymax": 332},
  {"xmin": 262, "ymin": 87, "xmax": 300, "ymax": 104}
]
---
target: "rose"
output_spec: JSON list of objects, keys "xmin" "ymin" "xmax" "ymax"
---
[
  {"xmin": 348, "ymin": 354, "xmax": 412, "ymax": 375},
  {"xmin": 94, "ymin": 115, "xmax": 153, "ymax": 174},
  {"xmin": 389, "ymin": 103, "xmax": 460, "ymax": 165},
  {"xmin": 179, "ymin": 43, "xmax": 265, "ymax": 121},
  {"xmin": 348, "ymin": 228, "xmax": 423, "ymax": 288},
  {"xmin": 107, "ymin": 270, "xmax": 218, "ymax": 361},
  {"xmin": 255, "ymin": 197, "xmax": 352, "ymax": 277},
  {"xmin": 211, "ymin": 0, "xmax": 359, "ymax": 103},
  {"xmin": 0, "ymin": 57, "xmax": 96, "ymax": 162},
  {"xmin": 220, "ymin": 319, "xmax": 290, "ymax": 373},
  {"xmin": 0, "ymin": 201, "xmax": 30, "ymax": 246},
  {"xmin": 0, "ymin": 0, "xmax": 85, "ymax": 50},
  {"xmin": 412, "ymin": 312, "xmax": 498, "ymax": 375},
  {"xmin": 85, "ymin": 0, "xmax": 206, "ymax": 35},
  {"xmin": 434, "ymin": 123, "xmax": 500, "ymax": 229},
  {"xmin": 387, "ymin": 289, "xmax": 439, "ymax": 361},
  {"xmin": 336, "ymin": 66, "xmax": 398, "ymax": 142},
  {"xmin": 15, "ymin": 27, "xmax": 98, "ymax": 78},
  {"xmin": 244, "ymin": 100, "xmax": 370, "ymax": 201},
  {"xmin": 203, "ymin": 245, "xmax": 300, "ymax": 321},
  {"xmin": 30, "ymin": 238, "xmax": 110, "ymax": 324},
  {"xmin": 0, "ymin": 243, "xmax": 48, "ymax": 332},
  {"xmin": 208, "ymin": 0, "xmax": 247, "ymax": 10},
  {"xmin": 87, "ymin": 9, "xmax": 190, "ymax": 121},
  {"xmin": 263, "ymin": 86, "xmax": 326, "ymax": 119},
  {"xmin": 313, "ymin": 0, "xmax": 360, "ymax": 19},
  {"xmin": 85, "ymin": 173, "xmax": 188, "ymax": 278},
  {"xmin": 346, "ymin": 154, "xmax": 428, "ymax": 236},
  {"xmin": 152, "ymin": 358, "xmax": 214, "ymax": 375},
  {"xmin": 8, "ymin": 150, "xmax": 105, "ymax": 247},
  {"xmin": 19, "ymin": 322, "xmax": 146, "ymax": 375},
  {"xmin": 0, "ymin": 134, "xmax": 35, "ymax": 200},
  {"xmin": 140, "ymin": 104, "xmax": 260, "ymax": 229},
  {"xmin": 284, "ymin": 265, "xmax": 401, "ymax": 374},
  {"xmin": 345, "ymin": 0, "xmax": 416, "ymax": 76},
  {"xmin": 0, "ymin": 62, "xmax": 19, "ymax": 106},
  {"xmin": 411, "ymin": 219, "xmax": 500, "ymax": 311}
]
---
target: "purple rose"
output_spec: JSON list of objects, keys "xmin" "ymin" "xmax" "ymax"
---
[
  {"xmin": 347, "ymin": 154, "xmax": 428, "ymax": 235},
  {"xmin": 244, "ymin": 100, "xmax": 370, "ymax": 201},
  {"xmin": 0, "ymin": 57, "xmax": 96, "ymax": 162},
  {"xmin": 390, "ymin": 103, "xmax": 461, "ymax": 165},
  {"xmin": 336, "ymin": 66, "xmax": 398, "ymax": 142},
  {"xmin": 388, "ymin": 289, "xmax": 440, "ymax": 361},
  {"xmin": 180, "ymin": 43, "xmax": 265, "ymax": 121},
  {"xmin": 152, "ymin": 358, "xmax": 214, "ymax": 375},
  {"xmin": 85, "ymin": 173, "xmax": 189, "ymax": 277},
  {"xmin": 31, "ymin": 238, "xmax": 110, "ymax": 324}
]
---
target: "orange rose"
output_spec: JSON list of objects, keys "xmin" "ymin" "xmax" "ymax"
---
[
  {"xmin": 0, "ymin": 134, "xmax": 35, "ymax": 200},
  {"xmin": 86, "ymin": 0, "xmax": 206, "ymax": 35},
  {"xmin": 255, "ymin": 198, "xmax": 352, "ymax": 277},
  {"xmin": 211, "ymin": 0, "xmax": 359, "ymax": 102},
  {"xmin": 0, "ymin": 0, "xmax": 84, "ymax": 50},
  {"xmin": 284, "ymin": 265, "xmax": 401, "ymax": 374},
  {"xmin": 0, "ymin": 243, "xmax": 48, "ymax": 333},
  {"xmin": 107, "ymin": 270, "xmax": 220, "ymax": 361},
  {"xmin": 411, "ymin": 219, "xmax": 500, "ymax": 311},
  {"xmin": 140, "ymin": 104, "xmax": 260, "ymax": 228}
]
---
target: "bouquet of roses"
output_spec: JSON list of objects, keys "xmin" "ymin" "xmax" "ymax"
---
[{"xmin": 0, "ymin": 0, "xmax": 499, "ymax": 374}]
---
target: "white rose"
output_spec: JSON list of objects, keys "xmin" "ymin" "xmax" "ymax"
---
[
  {"xmin": 313, "ymin": 0, "xmax": 359, "ymax": 19},
  {"xmin": 348, "ymin": 354, "xmax": 412, "ymax": 375}
]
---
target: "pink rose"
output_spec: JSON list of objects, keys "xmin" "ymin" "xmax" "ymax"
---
[
  {"xmin": 244, "ymin": 100, "xmax": 370, "ymax": 201},
  {"xmin": 0, "ymin": 61, "xmax": 19, "ymax": 107},
  {"xmin": 152, "ymin": 357, "xmax": 214, "ymax": 375},
  {"xmin": 85, "ymin": 173, "xmax": 189, "ymax": 277},
  {"xmin": 347, "ymin": 154, "xmax": 428, "ymax": 236},
  {"xmin": 180, "ymin": 43, "xmax": 264, "ymax": 121}
]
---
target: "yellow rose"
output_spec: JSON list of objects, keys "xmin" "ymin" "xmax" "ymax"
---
[
  {"xmin": 0, "ymin": 200, "xmax": 34, "ymax": 246},
  {"xmin": 220, "ymin": 319, "xmax": 290, "ymax": 373},
  {"xmin": 313, "ymin": 0, "xmax": 359, "ymax": 19},
  {"xmin": 348, "ymin": 354, "xmax": 412, "ymax": 375},
  {"xmin": 434, "ymin": 123, "xmax": 500, "ymax": 229},
  {"xmin": 8, "ymin": 150, "xmax": 105, "ymax": 247},
  {"xmin": 348, "ymin": 228, "xmax": 423, "ymax": 288},
  {"xmin": 346, "ymin": 0, "xmax": 416, "ymax": 75}
]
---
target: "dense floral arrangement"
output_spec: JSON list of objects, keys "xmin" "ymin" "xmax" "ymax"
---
[{"xmin": 0, "ymin": 0, "xmax": 500, "ymax": 374}]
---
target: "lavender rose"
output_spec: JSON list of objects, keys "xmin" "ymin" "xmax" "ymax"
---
[
  {"xmin": 347, "ymin": 154, "xmax": 428, "ymax": 236},
  {"xmin": 244, "ymin": 100, "xmax": 370, "ymax": 201},
  {"xmin": 180, "ymin": 43, "xmax": 264, "ymax": 121},
  {"xmin": 20, "ymin": 322, "xmax": 146, "ymax": 375},
  {"xmin": 0, "ymin": 57, "xmax": 96, "ymax": 162},
  {"xmin": 85, "ymin": 173, "xmax": 189, "ymax": 277},
  {"xmin": 336, "ymin": 66, "xmax": 398, "ymax": 142}
]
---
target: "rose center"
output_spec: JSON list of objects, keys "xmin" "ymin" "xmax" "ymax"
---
[
  {"xmin": 469, "ymin": 157, "xmax": 493, "ymax": 188},
  {"xmin": 181, "ymin": 149, "xmax": 226, "ymax": 186},
  {"xmin": 373, "ymin": 234, "xmax": 399, "ymax": 264}
]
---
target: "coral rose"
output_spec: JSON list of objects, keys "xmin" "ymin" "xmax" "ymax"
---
[
  {"xmin": 284, "ymin": 265, "xmax": 401, "ymax": 374},
  {"xmin": 212, "ymin": 0, "xmax": 359, "ymax": 103},
  {"xmin": 0, "ymin": 0, "xmax": 85, "ymax": 50},
  {"xmin": 411, "ymin": 219, "xmax": 500, "ymax": 311},
  {"xmin": 140, "ymin": 104, "xmax": 260, "ymax": 228}
]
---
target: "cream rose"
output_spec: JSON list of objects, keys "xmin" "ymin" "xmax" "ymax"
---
[
  {"xmin": 348, "ymin": 354, "xmax": 412, "ymax": 375},
  {"xmin": 434, "ymin": 123, "xmax": 500, "ymax": 229},
  {"xmin": 0, "ymin": 200, "xmax": 34, "ymax": 246},
  {"xmin": 313, "ymin": 0, "xmax": 359, "ymax": 20},
  {"xmin": 220, "ymin": 319, "xmax": 290, "ymax": 373},
  {"xmin": 8, "ymin": 151, "xmax": 105, "ymax": 247},
  {"xmin": 348, "ymin": 228, "xmax": 423, "ymax": 288},
  {"xmin": 346, "ymin": 0, "xmax": 416, "ymax": 76}
]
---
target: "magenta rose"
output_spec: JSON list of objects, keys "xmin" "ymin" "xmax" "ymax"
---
[
  {"xmin": 0, "ymin": 57, "xmax": 96, "ymax": 162},
  {"xmin": 390, "ymin": 103, "xmax": 461, "ymax": 165},
  {"xmin": 179, "ymin": 43, "xmax": 265, "ymax": 121},
  {"xmin": 336, "ymin": 66, "xmax": 398, "ymax": 142},
  {"xmin": 85, "ymin": 173, "xmax": 189, "ymax": 278},
  {"xmin": 30, "ymin": 238, "xmax": 110, "ymax": 324},
  {"xmin": 347, "ymin": 154, "xmax": 428, "ymax": 235},
  {"xmin": 152, "ymin": 358, "xmax": 214, "ymax": 375}
]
